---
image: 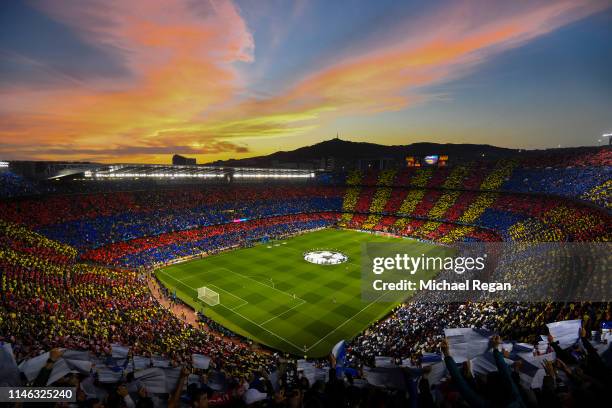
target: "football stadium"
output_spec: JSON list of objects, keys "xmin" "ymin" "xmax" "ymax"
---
[
  {"xmin": 1, "ymin": 1, "xmax": 611, "ymax": 407},
  {"xmin": 1, "ymin": 148, "xmax": 611, "ymax": 406}
]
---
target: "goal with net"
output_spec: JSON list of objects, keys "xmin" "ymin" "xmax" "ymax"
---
[{"xmin": 197, "ymin": 286, "xmax": 220, "ymax": 306}]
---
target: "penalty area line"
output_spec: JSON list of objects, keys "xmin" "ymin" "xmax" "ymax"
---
[
  {"xmin": 305, "ymin": 291, "xmax": 388, "ymax": 353},
  {"xmin": 157, "ymin": 269, "xmax": 305, "ymax": 354},
  {"xmin": 209, "ymin": 267, "xmax": 306, "ymax": 303},
  {"xmin": 217, "ymin": 303, "xmax": 305, "ymax": 354},
  {"xmin": 259, "ymin": 299, "xmax": 306, "ymax": 326},
  {"xmin": 206, "ymin": 283, "xmax": 249, "ymax": 311},
  {"xmin": 158, "ymin": 271, "xmax": 249, "ymax": 310}
]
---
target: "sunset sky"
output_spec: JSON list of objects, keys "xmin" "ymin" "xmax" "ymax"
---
[{"xmin": 1, "ymin": 0, "xmax": 611, "ymax": 163}]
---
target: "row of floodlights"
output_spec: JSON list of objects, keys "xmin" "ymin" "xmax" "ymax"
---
[
  {"xmin": 233, "ymin": 173, "xmax": 315, "ymax": 178},
  {"xmin": 85, "ymin": 172, "xmax": 224, "ymax": 178},
  {"xmin": 0, "ymin": 161, "xmax": 9, "ymax": 168},
  {"xmin": 84, "ymin": 171, "xmax": 314, "ymax": 179}
]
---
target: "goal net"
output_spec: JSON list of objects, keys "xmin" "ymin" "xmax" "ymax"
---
[{"xmin": 197, "ymin": 287, "xmax": 220, "ymax": 306}]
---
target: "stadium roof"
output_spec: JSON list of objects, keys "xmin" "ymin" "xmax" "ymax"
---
[
  {"xmin": 4, "ymin": 160, "xmax": 319, "ymax": 180},
  {"xmin": 84, "ymin": 164, "xmax": 316, "ymax": 179}
]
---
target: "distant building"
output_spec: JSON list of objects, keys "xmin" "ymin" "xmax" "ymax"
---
[
  {"xmin": 270, "ymin": 160, "xmax": 317, "ymax": 169},
  {"xmin": 172, "ymin": 154, "xmax": 196, "ymax": 165},
  {"xmin": 356, "ymin": 158, "xmax": 399, "ymax": 171},
  {"xmin": 317, "ymin": 156, "xmax": 336, "ymax": 171}
]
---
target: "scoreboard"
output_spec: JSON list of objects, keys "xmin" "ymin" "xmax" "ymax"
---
[{"xmin": 405, "ymin": 155, "xmax": 448, "ymax": 167}]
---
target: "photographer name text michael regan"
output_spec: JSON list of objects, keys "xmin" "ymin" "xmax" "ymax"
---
[{"xmin": 372, "ymin": 279, "xmax": 512, "ymax": 293}]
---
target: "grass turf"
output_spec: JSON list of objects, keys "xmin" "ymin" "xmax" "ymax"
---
[{"xmin": 156, "ymin": 228, "xmax": 447, "ymax": 358}]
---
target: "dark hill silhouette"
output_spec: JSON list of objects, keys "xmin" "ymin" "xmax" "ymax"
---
[{"xmin": 206, "ymin": 138, "xmax": 519, "ymax": 167}]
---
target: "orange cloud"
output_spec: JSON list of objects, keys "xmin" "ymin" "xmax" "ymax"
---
[
  {"xmin": 266, "ymin": 0, "xmax": 608, "ymax": 114},
  {"xmin": 0, "ymin": 0, "xmax": 253, "ymax": 161},
  {"xmin": 188, "ymin": 0, "xmax": 609, "ymax": 146}
]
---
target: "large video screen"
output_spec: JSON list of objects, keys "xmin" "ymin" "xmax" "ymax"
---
[{"xmin": 424, "ymin": 155, "xmax": 439, "ymax": 165}]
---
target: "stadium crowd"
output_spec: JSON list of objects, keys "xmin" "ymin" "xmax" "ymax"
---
[
  {"xmin": 0, "ymin": 171, "xmax": 47, "ymax": 198},
  {"xmin": 4, "ymin": 285, "xmax": 612, "ymax": 407},
  {"xmin": 0, "ymin": 186, "xmax": 344, "ymax": 249},
  {"xmin": 340, "ymin": 187, "xmax": 610, "ymax": 244},
  {"xmin": 348, "ymin": 302, "xmax": 610, "ymax": 363},
  {"xmin": 1, "ymin": 221, "xmax": 274, "ymax": 382},
  {"xmin": 340, "ymin": 147, "xmax": 611, "ymax": 209},
  {"xmin": 0, "ymin": 146, "xmax": 611, "ymax": 406},
  {"xmin": 82, "ymin": 213, "xmax": 339, "ymax": 268}
]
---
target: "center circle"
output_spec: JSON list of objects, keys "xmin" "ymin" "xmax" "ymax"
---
[{"xmin": 303, "ymin": 250, "xmax": 348, "ymax": 265}]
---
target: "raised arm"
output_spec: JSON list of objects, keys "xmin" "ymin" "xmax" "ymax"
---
[{"xmin": 441, "ymin": 339, "xmax": 489, "ymax": 408}]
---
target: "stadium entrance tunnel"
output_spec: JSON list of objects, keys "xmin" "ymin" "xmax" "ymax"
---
[{"xmin": 303, "ymin": 250, "xmax": 348, "ymax": 265}]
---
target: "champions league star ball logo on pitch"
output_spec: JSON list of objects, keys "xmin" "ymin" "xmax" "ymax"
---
[{"xmin": 304, "ymin": 250, "xmax": 348, "ymax": 265}]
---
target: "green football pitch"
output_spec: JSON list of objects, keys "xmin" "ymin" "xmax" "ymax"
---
[{"xmin": 156, "ymin": 228, "xmax": 447, "ymax": 357}]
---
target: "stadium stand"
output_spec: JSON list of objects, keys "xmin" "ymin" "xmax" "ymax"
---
[
  {"xmin": 0, "ymin": 171, "xmax": 48, "ymax": 197},
  {"xmin": 1, "ymin": 146, "xmax": 611, "ymax": 407}
]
